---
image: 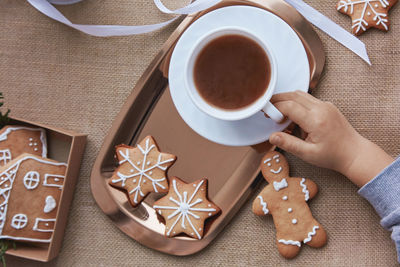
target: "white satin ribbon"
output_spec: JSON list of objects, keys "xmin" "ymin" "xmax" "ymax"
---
[
  {"xmin": 29, "ymin": 0, "xmax": 179, "ymax": 36},
  {"xmin": 284, "ymin": 0, "xmax": 371, "ymax": 65},
  {"xmin": 153, "ymin": 0, "xmax": 222, "ymax": 14},
  {"xmin": 28, "ymin": 0, "xmax": 371, "ymax": 64}
]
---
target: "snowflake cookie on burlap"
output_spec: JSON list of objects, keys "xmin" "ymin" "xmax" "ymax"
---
[
  {"xmin": 153, "ymin": 177, "xmax": 220, "ymax": 240},
  {"xmin": 109, "ymin": 136, "xmax": 176, "ymax": 207},
  {"xmin": 337, "ymin": 0, "xmax": 398, "ymax": 35}
]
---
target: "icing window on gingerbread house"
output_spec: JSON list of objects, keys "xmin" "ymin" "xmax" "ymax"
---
[
  {"xmin": 0, "ymin": 149, "xmax": 11, "ymax": 166},
  {"xmin": 11, "ymin": 214, "xmax": 28, "ymax": 229},
  {"xmin": 33, "ymin": 218, "xmax": 56, "ymax": 232},
  {"xmin": 23, "ymin": 171, "xmax": 40, "ymax": 190},
  {"xmin": 43, "ymin": 174, "xmax": 64, "ymax": 189}
]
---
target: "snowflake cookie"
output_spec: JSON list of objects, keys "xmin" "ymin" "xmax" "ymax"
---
[
  {"xmin": 252, "ymin": 151, "xmax": 327, "ymax": 259},
  {"xmin": 109, "ymin": 136, "xmax": 176, "ymax": 207},
  {"xmin": 337, "ymin": 0, "xmax": 398, "ymax": 35},
  {"xmin": 153, "ymin": 177, "xmax": 220, "ymax": 240}
]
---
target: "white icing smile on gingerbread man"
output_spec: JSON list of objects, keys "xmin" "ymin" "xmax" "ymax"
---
[{"xmin": 264, "ymin": 154, "xmax": 282, "ymax": 174}]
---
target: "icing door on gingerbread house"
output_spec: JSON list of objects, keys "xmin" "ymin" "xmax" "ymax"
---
[
  {"xmin": 0, "ymin": 154, "xmax": 66, "ymax": 242},
  {"xmin": 0, "ymin": 126, "xmax": 47, "ymax": 166}
]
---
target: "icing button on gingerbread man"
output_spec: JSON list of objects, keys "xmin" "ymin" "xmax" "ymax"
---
[{"xmin": 252, "ymin": 151, "xmax": 327, "ymax": 259}]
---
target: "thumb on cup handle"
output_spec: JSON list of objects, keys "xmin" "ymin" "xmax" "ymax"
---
[{"xmin": 263, "ymin": 102, "xmax": 284, "ymax": 123}]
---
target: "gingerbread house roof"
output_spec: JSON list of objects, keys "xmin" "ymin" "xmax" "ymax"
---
[{"xmin": 0, "ymin": 126, "xmax": 47, "ymax": 158}]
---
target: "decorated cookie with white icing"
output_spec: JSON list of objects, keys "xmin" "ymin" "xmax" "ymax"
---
[
  {"xmin": 109, "ymin": 136, "xmax": 176, "ymax": 207},
  {"xmin": 153, "ymin": 177, "xmax": 220, "ymax": 240},
  {"xmin": 0, "ymin": 126, "xmax": 47, "ymax": 166},
  {"xmin": 0, "ymin": 153, "xmax": 66, "ymax": 243},
  {"xmin": 337, "ymin": 0, "xmax": 397, "ymax": 35},
  {"xmin": 252, "ymin": 151, "xmax": 327, "ymax": 259}
]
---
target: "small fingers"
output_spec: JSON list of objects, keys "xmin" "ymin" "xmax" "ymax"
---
[
  {"xmin": 274, "ymin": 101, "xmax": 313, "ymax": 132},
  {"xmin": 271, "ymin": 91, "xmax": 320, "ymax": 109},
  {"xmin": 269, "ymin": 132, "xmax": 314, "ymax": 160}
]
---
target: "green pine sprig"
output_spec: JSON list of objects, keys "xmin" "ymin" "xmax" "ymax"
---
[
  {"xmin": 0, "ymin": 93, "xmax": 10, "ymax": 129},
  {"xmin": 0, "ymin": 240, "xmax": 16, "ymax": 267}
]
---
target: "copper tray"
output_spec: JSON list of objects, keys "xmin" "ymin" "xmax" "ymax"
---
[{"xmin": 90, "ymin": 0, "xmax": 324, "ymax": 256}]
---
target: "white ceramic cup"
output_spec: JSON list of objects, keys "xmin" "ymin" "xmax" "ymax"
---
[{"xmin": 184, "ymin": 26, "xmax": 283, "ymax": 122}]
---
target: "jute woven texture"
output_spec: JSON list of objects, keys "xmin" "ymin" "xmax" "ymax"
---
[{"xmin": 1, "ymin": 0, "xmax": 399, "ymax": 266}]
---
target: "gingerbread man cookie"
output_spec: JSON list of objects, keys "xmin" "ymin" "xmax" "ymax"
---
[
  {"xmin": 153, "ymin": 177, "xmax": 220, "ymax": 240},
  {"xmin": 109, "ymin": 136, "xmax": 176, "ymax": 207},
  {"xmin": 252, "ymin": 151, "xmax": 327, "ymax": 258},
  {"xmin": 337, "ymin": 0, "xmax": 397, "ymax": 35}
]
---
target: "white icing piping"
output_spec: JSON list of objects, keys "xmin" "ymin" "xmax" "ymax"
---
[
  {"xmin": 44, "ymin": 195, "xmax": 57, "ymax": 213},
  {"xmin": 23, "ymin": 171, "xmax": 40, "ymax": 189},
  {"xmin": 0, "ymin": 155, "xmax": 66, "ymax": 236},
  {"xmin": 153, "ymin": 179, "xmax": 216, "ymax": 239},
  {"xmin": 111, "ymin": 137, "xmax": 174, "ymax": 203},
  {"xmin": 278, "ymin": 239, "xmax": 301, "ymax": 247},
  {"xmin": 273, "ymin": 178, "xmax": 288, "ymax": 191},
  {"xmin": 300, "ymin": 178, "xmax": 310, "ymax": 201},
  {"xmin": 303, "ymin": 225, "xmax": 319, "ymax": 243},
  {"xmin": 40, "ymin": 128, "xmax": 48, "ymax": 158},
  {"xmin": 270, "ymin": 167, "xmax": 282, "ymax": 174},
  {"xmin": 337, "ymin": 0, "xmax": 389, "ymax": 33},
  {"xmin": 43, "ymin": 174, "xmax": 64, "ymax": 189},
  {"xmin": 33, "ymin": 218, "xmax": 56, "ymax": 232},
  {"xmin": 263, "ymin": 158, "xmax": 271, "ymax": 163},
  {"xmin": 0, "ymin": 126, "xmax": 47, "ymax": 158},
  {"xmin": 11, "ymin": 155, "xmax": 66, "ymax": 167},
  {"xmin": 265, "ymin": 155, "xmax": 281, "ymax": 168},
  {"xmin": 0, "ymin": 163, "xmax": 20, "ymax": 235},
  {"xmin": 11, "ymin": 214, "xmax": 28, "ymax": 229},
  {"xmin": 0, "ymin": 149, "xmax": 11, "ymax": 166},
  {"xmin": 257, "ymin": 196, "xmax": 269, "ymax": 214}
]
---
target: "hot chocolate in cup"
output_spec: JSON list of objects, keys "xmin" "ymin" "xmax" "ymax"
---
[{"xmin": 184, "ymin": 26, "xmax": 283, "ymax": 122}]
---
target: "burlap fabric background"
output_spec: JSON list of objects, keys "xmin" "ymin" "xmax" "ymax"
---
[{"xmin": 0, "ymin": 0, "xmax": 399, "ymax": 266}]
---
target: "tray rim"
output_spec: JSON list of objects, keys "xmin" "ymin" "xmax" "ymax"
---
[{"xmin": 90, "ymin": 0, "xmax": 325, "ymax": 256}]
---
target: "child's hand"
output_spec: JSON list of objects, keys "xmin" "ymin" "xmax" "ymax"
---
[{"xmin": 269, "ymin": 91, "xmax": 393, "ymax": 187}]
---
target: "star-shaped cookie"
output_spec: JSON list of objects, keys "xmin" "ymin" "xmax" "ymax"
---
[
  {"xmin": 109, "ymin": 136, "xmax": 176, "ymax": 207},
  {"xmin": 153, "ymin": 177, "xmax": 220, "ymax": 240},
  {"xmin": 337, "ymin": 0, "xmax": 398, "ymax": 35}
]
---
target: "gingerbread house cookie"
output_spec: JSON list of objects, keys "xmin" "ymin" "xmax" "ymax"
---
[
  {"xmin": 0, "ymin": 153, "xmax": 66, "ymax": 243},
  {"xmin": 0, "ymin": 126, "xmax": 47, "ymax": 166},
  {"xmin": 252, "ymin": 151, "xmax": 327, "ymax": 258}
]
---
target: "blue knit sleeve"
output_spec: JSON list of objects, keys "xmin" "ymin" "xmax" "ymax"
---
[{"xmin": 358, "ymin": 157, "xmax": 400, "ymax": 263}]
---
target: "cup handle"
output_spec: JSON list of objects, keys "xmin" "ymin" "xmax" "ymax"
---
[{"xmin": 263, "ymin": 102, "xmax": 284, "ymax": 122}]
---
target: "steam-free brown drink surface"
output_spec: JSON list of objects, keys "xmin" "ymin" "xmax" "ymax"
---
[{"xmin": 194, "ymin": 34, "xmax": 271, "ymax": 110}]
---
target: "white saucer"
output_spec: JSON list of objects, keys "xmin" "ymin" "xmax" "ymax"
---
[{"xmin": 168, "ymin": 6, "xmax": 310, "ymax": 146}]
